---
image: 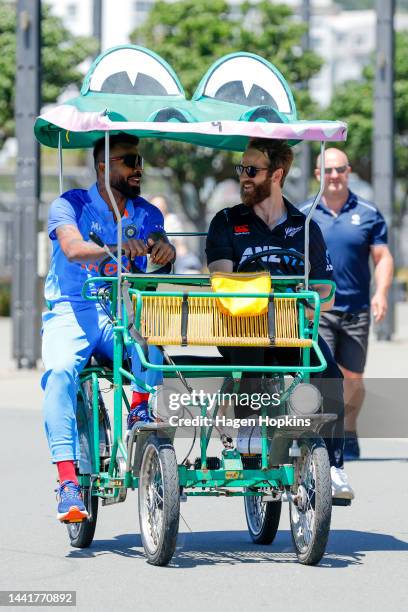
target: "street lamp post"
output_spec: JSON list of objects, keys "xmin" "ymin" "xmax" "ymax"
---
[
  {"xmin": 373, "ymin": 0, "xmax": 395, "ymax": 340},
  {"xmin": 299, "ymin": 0, "xmax": 311, "ymax": 203},
  {"xmin": 93, "ymin": 0, "xmax": 102, "ymax": 52},
  {"xmin": 13, "ymin": 0, "xmax": 41, "ymax": 368}
]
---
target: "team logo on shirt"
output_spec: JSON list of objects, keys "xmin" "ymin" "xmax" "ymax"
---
[
  {"xmin": 325, "ymin": 249, "xmax": 333, "ymax": 272},
  {"xmin": 125, "ymin": 224, "xmax": 138, "ymax": 239},
  {"xmin": 234, "ymin": 224, "xmax": 250, "ymax": 235},
  {"xmin": 284, "ymin": 225, "xmax": 302, "ymax": 239},
  {"xmin": 351, "ymin": 214, "xmax": 361, "ymax": 226}
]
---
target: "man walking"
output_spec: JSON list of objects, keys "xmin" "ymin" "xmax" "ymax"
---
[{"xmin": 300, "ymin": 148, "xmax": 393, "ymax": 459}]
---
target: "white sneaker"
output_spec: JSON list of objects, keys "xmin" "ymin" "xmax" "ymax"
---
[
  {"xmin": 331, "ymin": 466, "xmax": 355, "ymax": 500},
  {"xmin": 236, "ymin": 425, "xmax": 263, "ymax": 454}
]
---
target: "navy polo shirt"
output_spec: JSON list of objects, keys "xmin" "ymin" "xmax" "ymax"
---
[
  {"xmin": 206, "ymin": 198, "xmax": 333, "ymax": 280},
  {"xmin": 300, "ymin": 190, "xmax": 388, "ymax": 312}
]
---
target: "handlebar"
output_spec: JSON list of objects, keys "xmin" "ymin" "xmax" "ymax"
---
[{"xmin": 80, "ymin": 275, "xmax": 336, "ymax": 302}]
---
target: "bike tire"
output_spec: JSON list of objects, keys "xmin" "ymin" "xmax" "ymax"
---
[
  {"xmin": 289, "ymin": 437, "xmax": 332, "ymax": 565},
  {"xmin": 244, "ymin": 490, "xmax": 282, "ymax": 544},
  {"xmin": 138, "ymin": 434, "xmax": 180, "ymax": 566},
  {"xmin": 67, "ymin": 489, "xmax": 98, "ymax": 548}
]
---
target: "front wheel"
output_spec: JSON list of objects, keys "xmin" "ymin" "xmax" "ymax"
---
[
  {"xmin": 67, "ymin": 488, "xmax": 98, "ymax": 548},
  {"xmin": 244, "ymin": 490, "xmax": 281, "ymax": 544},
  {"xmin": 289, "ymin": 437, "xmax": 332, "ymax": 565},
  {"xmin": 138, "ymin": 435, "xmax": 180, "ymax": 566}
]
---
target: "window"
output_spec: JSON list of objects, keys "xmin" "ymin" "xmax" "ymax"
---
[
  {"xmin": 67, "ymin": 3, "xmax": 77, "ymax": 18},
  {"xmin": 134, "ymin": 1, "xmax": 154, "ymax": 11}
]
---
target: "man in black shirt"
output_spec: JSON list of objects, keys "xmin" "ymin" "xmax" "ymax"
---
[{"xmin": 206, "ymin": 138, "xmax": 354, "ymax": 500}]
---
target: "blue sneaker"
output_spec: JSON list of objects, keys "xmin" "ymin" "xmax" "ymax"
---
[
  {"xmin": 127, "ymin": 400, "xmax": 155, "ymax": 431},
  {"xmin": 344, "ymin": 432, "xmax": 360, "ymax": 461},
  {"xmin": 56, "ymin": 480, "xmax": 89, "ymax": 523}
]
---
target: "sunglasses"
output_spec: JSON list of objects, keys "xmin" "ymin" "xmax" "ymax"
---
[
  {"xmin": 108, "ymin": 153, "xmax": 144, "ymax": 169},
  {"xmin": 235, "ymin": 164, "xmax": 270, "ymax": 178},
  {"xmin": 321, "ymin": 164, "xmax": 349, "ymax": 175}
]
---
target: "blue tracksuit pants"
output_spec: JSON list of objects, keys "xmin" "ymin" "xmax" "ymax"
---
[{"xmin": 41, "ymin": 301, "xmax": 162, "ymax": 462}]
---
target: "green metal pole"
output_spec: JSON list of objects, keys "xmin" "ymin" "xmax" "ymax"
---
[
  {"xmin": 109, "ymin": 322, "xmax": 124, "ymax": 476},
  {"xmin": 261, "ymin": 401, "xmax": 268, "ymax": 470},
  {"xmin": 92, "ymin": 372, "xmax": 100, "ymax": 474}
]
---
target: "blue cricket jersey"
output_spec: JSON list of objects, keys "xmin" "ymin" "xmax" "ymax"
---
[
  {"xmin": 300, "ymin": 190, "xmax": 388, "ymax": 312},
  {"xmin": 45, "ymin": 183, "xmax": 165, "ymax": 304}
]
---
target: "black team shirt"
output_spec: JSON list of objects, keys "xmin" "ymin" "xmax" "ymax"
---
[{"xmin": 206, "ymin": 198, "xmax": 333, "ymax": 280}]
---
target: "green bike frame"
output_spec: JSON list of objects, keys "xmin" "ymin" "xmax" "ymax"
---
[{"xmin": 77, "ymin": 274, "xmax": 335, "ymax": 497}]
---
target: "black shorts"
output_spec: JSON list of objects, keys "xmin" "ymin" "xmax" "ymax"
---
[{"xmin": 318, "ymin": 310, "xmax": 370, "ymax": 374}]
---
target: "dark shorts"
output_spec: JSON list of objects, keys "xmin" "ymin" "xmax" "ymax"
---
[{"xmin": 319, "ymin": 310, "xmax": 371, "ymax": 374}]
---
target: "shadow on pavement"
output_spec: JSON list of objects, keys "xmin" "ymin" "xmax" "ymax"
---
[
  {"xmin": 67, "ymin": 529, "xmax": 408, "ymax": 569},
  {"xmin": 67, "ymin": 533, "xmax": 145, "ymax": 560}
]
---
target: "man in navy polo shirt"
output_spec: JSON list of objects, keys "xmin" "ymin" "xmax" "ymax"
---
[
  {"xmin": 206, "ymin": 138, "xmax": 354, "ymax": 500},
  {"xmin": 300, "ymin": 148, "xmax": 393, "ymax": 459}
]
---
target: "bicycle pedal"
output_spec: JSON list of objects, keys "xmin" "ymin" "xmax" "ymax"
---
[
  {"xmin": 194, "ymin": 457, "xmax": 220, "ymax": 470},
  {"xmin": 332, "ymin": 498, "xmax": 352, "ymax": 506}
]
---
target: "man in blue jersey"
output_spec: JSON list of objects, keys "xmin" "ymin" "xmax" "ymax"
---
[
  {"xmin": 206, "ymin": 138, "xmax": 354, "ymax": 500},
  {"xmin": 300, "ymin": 148, "xmax": 393, "ymax": 459},
  {"xmin": 41, "ymin": 133, "xmax": 175, "ymax": 522}
]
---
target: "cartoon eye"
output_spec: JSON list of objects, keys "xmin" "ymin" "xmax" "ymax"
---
[
  {"xmin": 87, "ymin": 47, "xmax": 184, "ymax": 96},
  {"xmin": 199, "ymin": 55, "xmax": 293, "ymax": 113}
]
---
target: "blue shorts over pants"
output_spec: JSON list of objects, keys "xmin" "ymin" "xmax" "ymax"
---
[{"xmin": 41, "ymin": 301, "xmax": 162, "ymax": 463}]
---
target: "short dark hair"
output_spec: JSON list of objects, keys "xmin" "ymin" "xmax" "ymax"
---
[
  {"xmin": 93, "ymin": 133, "xmax": 140, "ymax": 169},
  {"xmin": 248, "ymin": 138, "xmax": 294, "ymax": 186}
]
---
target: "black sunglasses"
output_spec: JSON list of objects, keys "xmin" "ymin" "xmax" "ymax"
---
[
  {"xmin": 108, "ymin": 153, "xmax": 144, "ymax": 169},
  {"xmin": 322, "ymin": 164, "xmax": 348, "ymax": 175},
  {"xmin": 235, "ymin": 164, "xmax": 270, "ymax": 178}
]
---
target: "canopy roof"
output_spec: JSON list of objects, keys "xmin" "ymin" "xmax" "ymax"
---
[{"xmin": 34, "ymin": 45, "xmax": 347, "ymax": 150}]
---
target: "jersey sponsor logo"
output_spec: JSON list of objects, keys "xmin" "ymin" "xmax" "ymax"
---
[
  {"xmin": 284, "ymin": 225, "xmax": 302, "ymax": 239},
  {"xmin": 234, "ymin": 224, "xmax": 250, "ymax": 235},
  {"xmin": 81, "ymin": 262, "xmax": 99, "ymax": 272},
  {"xmin": 80, "ymin": 258, "xmax": 133, "ymax": 275},
  {"xmin": 91, "ymin": 221, "xmax": 102, "ymax": 233},
  {"xmin": 351, "ymin": 213, "xmax": 361, "ymax": 225},
  {"xmin": 238, "ymin": 246, "xmax": 304, "ymax": 267}
]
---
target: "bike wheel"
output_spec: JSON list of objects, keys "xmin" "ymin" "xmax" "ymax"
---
[
  {"xmin": 289, "ymin": 437, "xmax": 332, "ymax": 565},
  {"xmin": 244, "ymin": 490, "xmax": 281, "ymax": 544},
  {"xmin": 67, "ymin": 488, "xmax": 98, "ymax": 548},
  {"xmin": 138, "ymin": 435, "xmax": 180, "ymax": 566}
]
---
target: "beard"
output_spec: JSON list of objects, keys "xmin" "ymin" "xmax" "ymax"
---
[
  {"xmin": 240, "ymin": 176, "xmax": 271, "ymax": 207},
  {"xmin": 111, "ymin": 173, "xmax": 141, "ymax": 199}
]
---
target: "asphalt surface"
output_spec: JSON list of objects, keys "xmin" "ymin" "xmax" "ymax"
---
[{"xmin": 1, "ymin": 309, "xmax": 408, "ymax": 611}]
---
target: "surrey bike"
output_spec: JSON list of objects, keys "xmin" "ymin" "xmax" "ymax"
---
[{"xmin": 34, "ymin": 44, "xmax": 349, "ymax": 566}]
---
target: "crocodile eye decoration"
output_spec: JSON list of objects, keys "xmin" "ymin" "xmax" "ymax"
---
[
  {"xmin": 83, "ymin": 47, "xmax": 184, "ymax": 97},
  {"xmin": 193, "ymin": 53, "xmax": 297, "ymax": 120}
]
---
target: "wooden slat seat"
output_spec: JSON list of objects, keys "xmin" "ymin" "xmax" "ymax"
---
[{"xmin": 140, "ymin": 295, "xmax": 312, "ymax": 348}]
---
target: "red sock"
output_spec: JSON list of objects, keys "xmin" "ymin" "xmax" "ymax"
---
[
  {"xmin": 131, "ymin": 391, "xmax": 150, "ymax": 409},
  {"xmin": 57, "ymin": 460, "xmax": 78, "ymax": 485}
]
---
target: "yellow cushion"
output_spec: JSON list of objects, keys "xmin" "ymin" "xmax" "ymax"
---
[{"xmin": 210, "ymin": 271, "xmax": 271, "ymax": 317}]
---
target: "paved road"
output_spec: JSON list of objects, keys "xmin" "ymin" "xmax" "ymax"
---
[{"xmin": 1, "ymin": 310, "xmax": 408, "ymax": 611}]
